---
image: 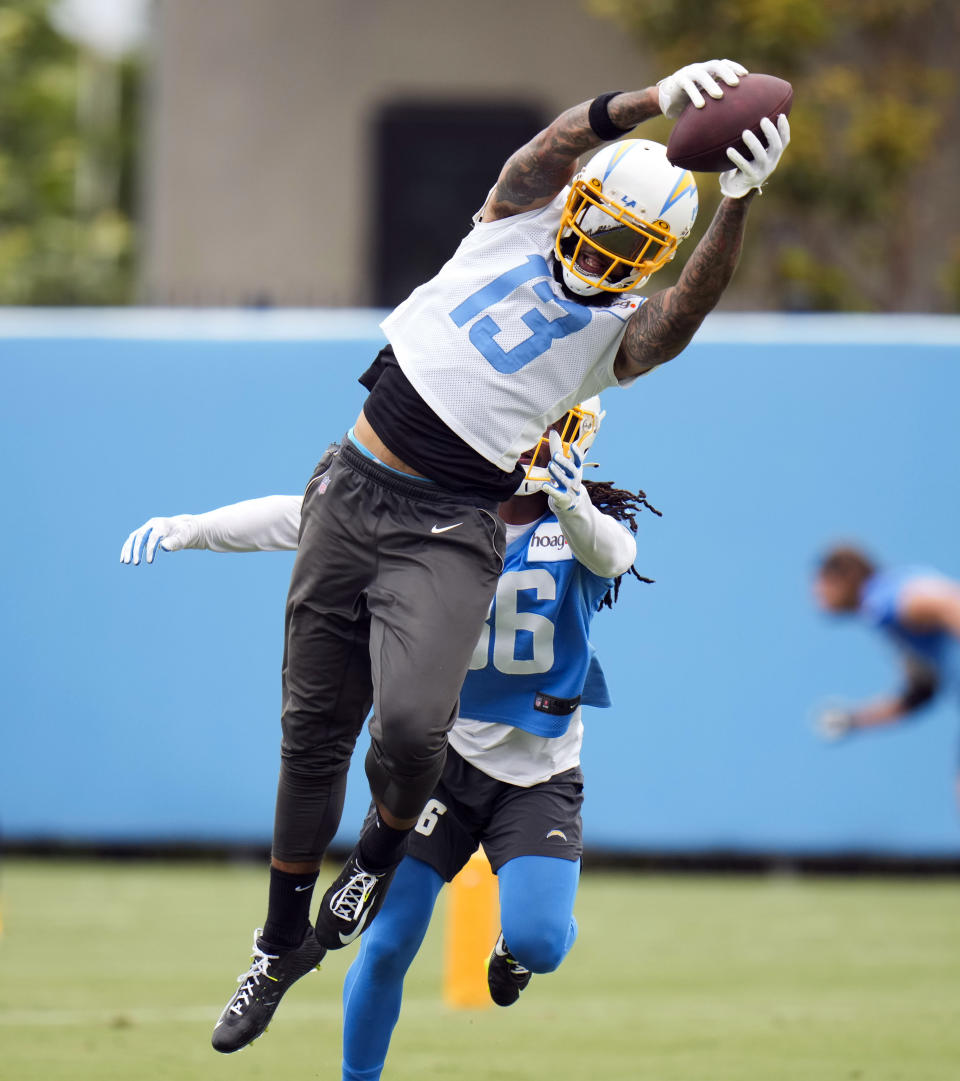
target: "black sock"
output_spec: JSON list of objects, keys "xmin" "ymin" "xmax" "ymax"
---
[
  {"xmin": 261, "ymin": 866, "xmax": 319, "ymax": 950},
  {"xmin": 357, "ymin": 810, "xmax": 412, "ymax": 874}
]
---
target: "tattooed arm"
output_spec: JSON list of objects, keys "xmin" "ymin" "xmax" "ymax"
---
[
  {"xmin": 479, "ymin": 88, "xmax": 661, "ymax": 223},
  {"xmin": 478, "ymin": 60, "xmax": 749, "ymax": 222},
  {"xmin": 613, "ymin": 194, "xmax": 755, "ymax": 379}
]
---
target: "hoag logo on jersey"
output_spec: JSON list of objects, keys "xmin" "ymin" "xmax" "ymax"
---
[{"xmin": 527, "ymin": 521, "xmax": 573, "ymax": 563}]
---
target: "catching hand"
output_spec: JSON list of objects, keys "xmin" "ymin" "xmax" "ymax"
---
[
  {"xmin": 120, "ymin": 515, "xmax": 199, "ymax": 565},
  {"xmin": 657, "ymin": 59, "xmax": 747, "ymax": 119},
  {"xmin": 542, "ymin": 429, "xmax": 585, "ymax": 514},
  {"xmin": 719, "ymin": 114, "xmax": 790, "ymax": 198},
  {"xmin": 816, "ymin": 707, "xmax": 856, "ymax": 742}
]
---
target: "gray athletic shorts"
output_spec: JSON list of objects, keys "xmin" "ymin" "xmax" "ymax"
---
[{"xmin": 406, "ymin": 747, "xmax": 584, "ymax": 881}]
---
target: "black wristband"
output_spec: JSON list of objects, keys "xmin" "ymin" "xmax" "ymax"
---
[{"xmin": 588, "ymin": 91, "xmax": 632, "ymax": 141}]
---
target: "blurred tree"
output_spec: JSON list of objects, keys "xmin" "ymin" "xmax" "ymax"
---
[
  {"xmin": 589, "ymin": 0, "xmax": 958, "ymax": 311},
  {"xmin": 0, "ymin": 0, "xmax": 139, "ymax": 304}
]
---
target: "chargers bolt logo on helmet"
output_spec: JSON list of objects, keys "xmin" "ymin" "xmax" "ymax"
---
[
  {"xmin": 516, "ymin": 396, "xmax": 605, "ymax": 496},
  {"xmin": 556, "ymin": 139, "xmax": 699, "ymax": 297}
]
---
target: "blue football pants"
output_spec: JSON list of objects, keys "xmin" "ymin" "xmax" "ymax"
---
[{"xmin": 341, "ymin": 852, "xmax": 580, "ymax": 1081}]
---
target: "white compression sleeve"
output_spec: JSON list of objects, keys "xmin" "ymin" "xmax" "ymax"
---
[
  {"xmin": 554, "ymin": 498, "xmax": 637, "ymax": 578},
  {"xmin": 192, "ymin": 495, "xmax": 302, "ymax": 552}
]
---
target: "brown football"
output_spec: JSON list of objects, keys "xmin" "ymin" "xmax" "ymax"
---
[{"xmin": 666, "ymin": 73, "xmax": 793, "ymax": 173}]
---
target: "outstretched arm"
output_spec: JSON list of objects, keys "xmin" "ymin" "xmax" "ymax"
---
[
  {"xmin": 120, "ymin": 495, "xmax": 302, "ymax": 565},
  {"xmin": 615, "ymin": 113, "xmax": 791, "ymax": 379},
  {"xmin": 615, "ymin": 194, "xmax": 754, "ymax": 378},
  {"xmin": 481, "ymin": 59, "xmax": 747, "ymax": 222},
  {"xmin": 480, "ymin": 89, "xmax": 661, "ymax": 222},
  {"xmin": 817, "ymin": 657, "xmax": 940, "ymax": 741}
]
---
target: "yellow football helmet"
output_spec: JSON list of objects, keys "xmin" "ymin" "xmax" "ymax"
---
[
  {"xmin": 516, "ymin": 396, "xmax": 605, "ymax": 496},
  {"xmin": 556, "ymin": 139, "xmax": 698, "ymax": 297}
]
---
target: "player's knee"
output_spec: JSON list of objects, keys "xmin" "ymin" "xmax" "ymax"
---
[
  {"xmin": 379, "ymin": 723, "xmax": 442, "ymax": 775},
  {"xmin": 365, "ymin": 704, "xmax": 447, "ymax": 791},
  {"xmin": 375, "ymin": 688, "xmax": 455, "ymax": 768},
  {"xmin": 502, "ymin": 920, "xmax": 570, "ymax": 974},
  {"xmin": 365, "ymin": 728, "xmax": 447, "ymax": 820},
  {"xmin": 280, "ymin": 710, "xmax": 361, "ymax": 777},
  {"xmin": 278, "ymin": 738, "xmax": 354, "ymax": 784},
  {"xmin": 358, "ymin": 923, "xmax": 421, "ymax": 979},
  {"xmin": 358, "ymin": 938, "xmax": 408, "ymax": 980}
]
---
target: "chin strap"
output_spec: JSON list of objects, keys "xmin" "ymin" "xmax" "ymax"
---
[{"xmin": 560, "ymin": 265, "xmax": 604, "ymax": 298}]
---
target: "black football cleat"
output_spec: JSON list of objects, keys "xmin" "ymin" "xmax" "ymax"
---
[
  {"xmin": 211, "ymin": 926, "xmax": 325, "ymax": 1053},
  {"xmin": 486, "ymin": 933, "xmax": 532, "ymax": 1006},
  {"xmin": 314, "ymin": 853, "xmax": 398, "ymax": 950}
]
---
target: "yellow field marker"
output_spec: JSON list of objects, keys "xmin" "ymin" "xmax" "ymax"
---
[{"xmin": 442, "ymin": 848, "xmax": 498, "ymax": 1009}]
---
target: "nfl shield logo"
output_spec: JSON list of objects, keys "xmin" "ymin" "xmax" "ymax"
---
[{"xmin": 317, "ymin": 475, "xmax": 330, "ymax": 495}]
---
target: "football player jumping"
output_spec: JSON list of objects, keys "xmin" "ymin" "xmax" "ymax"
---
[
  {"xmin": 122, "ymin": 403, "xmax": 656, "ymax": 1075},
  {"xmin": 125, "ymin": 57, "xmax": 790, "ymax": 1052}
]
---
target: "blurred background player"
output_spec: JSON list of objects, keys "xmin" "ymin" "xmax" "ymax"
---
[
  {"xmin": 131, "ymin": 57, "xmax": 788, "ymax": 1054},
  {"xmin": 121, "ymin": 401, "xmax": 656, "ymax": 1076},
  {"xmin": 812, "ymin": 546, "xmax": 960, "ymax": 792}
]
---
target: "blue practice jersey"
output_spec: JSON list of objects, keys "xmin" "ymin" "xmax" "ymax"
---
[
  {"xmin": 859, "ymin": 566, "xmax": 958, "ymax": 682},
  {"xmin": 458, "ymin": 514, "xmax": 621, "ymax": 738}
]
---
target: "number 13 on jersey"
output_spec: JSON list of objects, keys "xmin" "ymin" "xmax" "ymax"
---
[{"xmin": 449, "ymin": 255, "xmax": 592, "ymax": 374}]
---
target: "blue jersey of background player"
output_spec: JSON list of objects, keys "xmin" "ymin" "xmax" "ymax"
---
[
  {"xmin": 812, "ymin": 546, "xmax": 960, "ymax": 788},
  {"xmin": 121, "ymin": 399, "xmax": 657, "ymax": 1076}
]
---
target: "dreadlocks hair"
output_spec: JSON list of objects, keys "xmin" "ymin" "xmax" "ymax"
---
[{"xmin": 583, "ymin": 478, "xmax": 662, "ymax": 608}]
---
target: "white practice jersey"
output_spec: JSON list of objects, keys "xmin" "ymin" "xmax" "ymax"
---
[
  {"xmin": 380, "ymin": 190, "xmax": 643, "ymax": 471},
  {"xmin": 449, "ymin": 710, "xmax": 584, "ymax": 788}
]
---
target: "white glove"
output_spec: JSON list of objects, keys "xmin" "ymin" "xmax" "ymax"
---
[
  {"xmin": 816, "ymin": 707, "xmax": 856, "ymax": 742},
  {"xmin": 657, "ymin": 59, "xmax": 747, "ymax": 119},
  {"xmin": 120, "ymin": 514, "xmax": 200, "ymax": 565},
  {"xmin": 719, "ymin": 114, "xmax": 791, "ymax": 198},
  {"xmin": 542, "ymin": 429, "xmax": 585, "ymax": 513}
]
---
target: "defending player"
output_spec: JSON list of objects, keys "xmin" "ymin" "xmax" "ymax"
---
[
  {"xmin": 121, "ymin": 402, "xmax": 653, "ymax": 1073},
  {"xmin": 126, "ymin": 58, "xmax": 790, "ymax": 1053},
  {"xmin": 812, "ymin": 547, "xmax": 960, "ymax": 783}
]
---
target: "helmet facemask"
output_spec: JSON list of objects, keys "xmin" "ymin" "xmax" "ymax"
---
[
  {"xmin": 556, "ymin": 177, "xmax": 679, "ymax": 296},
  {"xmin": 515, "ymin": 398, "xmax": 605, "ymax": 496}
]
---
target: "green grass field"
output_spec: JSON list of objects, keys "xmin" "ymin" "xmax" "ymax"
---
[{"xmin": 1, "ymin": 859, "xmax": 958, "ymax": 1081}]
